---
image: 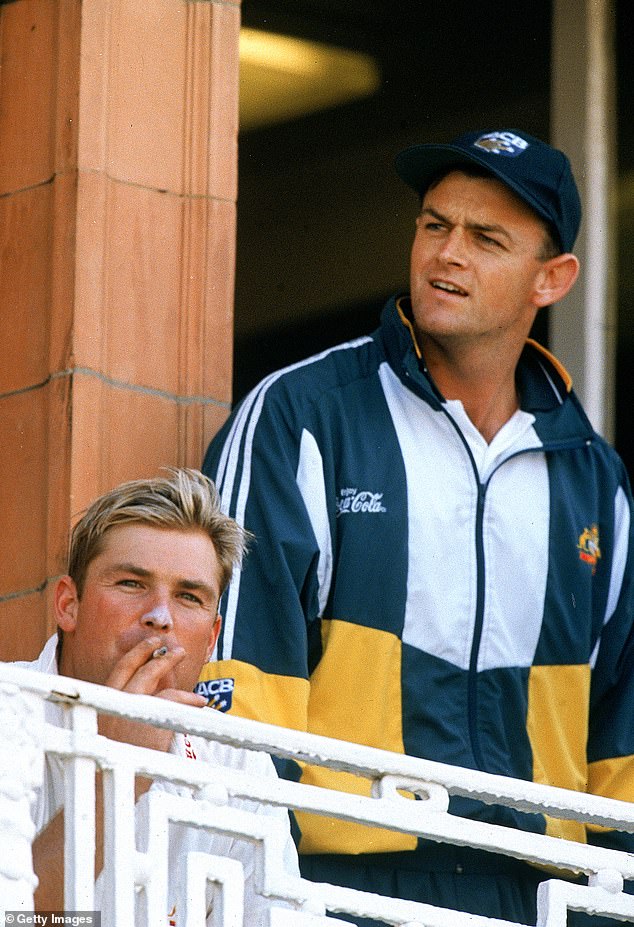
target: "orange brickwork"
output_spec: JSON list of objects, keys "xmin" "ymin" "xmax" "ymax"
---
[{"xmin": 0, "ymin": 0, "xmax": 240, "ymax": 660}]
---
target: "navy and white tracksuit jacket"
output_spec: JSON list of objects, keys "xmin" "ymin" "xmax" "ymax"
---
[{"xmin": 200, "ymin": 294, "xmax": 634, "ymax": 866}]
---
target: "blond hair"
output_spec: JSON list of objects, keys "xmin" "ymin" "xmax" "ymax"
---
[{"xmin": 68, "ymin": 468, "xmax": 248, "ymax": 598}]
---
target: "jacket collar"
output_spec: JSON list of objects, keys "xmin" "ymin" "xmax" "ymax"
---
[{"xmin": 377, "ymin": 294, "xmax": 595, "ymax": 444}]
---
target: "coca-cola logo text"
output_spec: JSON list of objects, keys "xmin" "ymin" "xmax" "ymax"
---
[{"xmin": 336, "ymin": 488, "xmax": 386, "ymax": 516}]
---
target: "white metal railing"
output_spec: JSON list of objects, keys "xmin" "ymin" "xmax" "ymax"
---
[{"xmin": 2, "ymin": 661, "xmax": 634, "ymax": 926}]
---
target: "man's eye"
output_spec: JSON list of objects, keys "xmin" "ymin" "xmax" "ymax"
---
[
  {"xmin": 479, "ymin": 233, "xmax": 502, "ymax": 247},
  {"xmin": 179, "ymin": 592, "xmax": 204, "ymax": 605},
  {"xmin": 118, "ymin": 579, "xmax": 142, "ymax": 588}
]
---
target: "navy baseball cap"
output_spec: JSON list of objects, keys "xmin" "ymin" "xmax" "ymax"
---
[{"xmin": 395, "ymin": 129, "xmax": 581, "ymax": 253}]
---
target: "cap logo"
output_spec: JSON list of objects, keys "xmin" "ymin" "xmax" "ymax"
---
[{"xmin": 473, "ymin": 131, "xmax": 529, "ymax": 157}]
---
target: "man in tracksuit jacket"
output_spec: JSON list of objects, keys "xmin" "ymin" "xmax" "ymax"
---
[{"xmin": 199, "ymin": 129, "xmax": 634, "ymax": 925}]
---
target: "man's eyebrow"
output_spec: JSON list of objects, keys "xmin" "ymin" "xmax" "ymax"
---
[
  {"xmin": 105, "ymin": 563, "xmax": 151, "ymax": 577},
  {"xmin": 179, "ymin": 578, "xmax": 217, "ymax": 598},
  {"xmin": 420, "ymin": 205, "xmax": 512, "ymax": 240},
  {"xmin": 419, "ymin": 205, "xmax": 448, "ymax": 223}
]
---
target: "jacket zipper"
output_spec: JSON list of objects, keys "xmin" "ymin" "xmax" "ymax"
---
[
  {"xmin": 468, "ymin": 483, "xmax": 487, "ymax": 770},
  {"xmin": 440, "ymin": 408, "xmax": 590, "ymax": 771},
  {"xmin": 402, "ymin": 362, "xmax": 592, "ymax": 770}
]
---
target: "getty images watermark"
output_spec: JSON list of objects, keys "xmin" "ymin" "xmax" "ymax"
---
[{"xmin": 4, "ymin": 915, "xmax": 100, "ymax": 926}]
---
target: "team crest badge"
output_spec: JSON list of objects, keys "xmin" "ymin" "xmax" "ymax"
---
[
  {"xmin": 194, "ymin": 677, "xmax": 235, "ymax": 711},
  {"xmin": 473, "ymin": 131, "xmax": 529, "ymax": 157},
  {"xmin": 577, "ymin": 524, "xmax": 601, "ymax": 574}
]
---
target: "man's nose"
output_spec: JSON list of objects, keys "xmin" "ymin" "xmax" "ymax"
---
[
  {"xmin": 140, "ymin": 603, "xmax": 174, "ymax": 632},
  {"xmin": 439, "ymin": 227, "xmax": 468, "ymax": 264}
]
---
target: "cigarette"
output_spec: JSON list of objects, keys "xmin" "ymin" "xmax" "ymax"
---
[{"xmin": 152, "ymin": 645, "xmax": 168, "ymax": 659}]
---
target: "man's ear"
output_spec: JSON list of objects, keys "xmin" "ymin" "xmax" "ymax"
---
[
  {"xmin": 54, "ymin": 575, "xmax": 80, "ymax": 633},
  {"xmin": 533, "ymin": 253, "xmax": 580, "ymax": 309},
  {"xmin": 205, "ymin": 613, "xmax": 222, "ymax": 661}
]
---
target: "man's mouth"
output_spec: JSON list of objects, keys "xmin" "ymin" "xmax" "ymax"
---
[{"xmin": 431, "ymin": 280, "xmax": 468, "ymax": 296}]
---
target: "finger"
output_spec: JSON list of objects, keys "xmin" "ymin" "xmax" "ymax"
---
[
  {"xmin": 106, "ymin": 639, "xmax": 186, "ymax": 693},
  {"xmin": 104, "ymin": 636, "xmax": 162, "ymax": 689},
  {"xmin": 128, "ymin": 645, "xmax": 187, "ymax": 695},
  {"xmin": 156, "ymin": 690, "xmax": 209, "ymax": 707}
]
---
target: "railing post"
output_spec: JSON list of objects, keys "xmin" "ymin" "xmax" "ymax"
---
[
  {"xmin": 63, "ymin": 703, "xmax": 99, "ymax": 909},
  {"xmin": 0, "ymin": 682, "xmax": 44, "ymax": 911}
]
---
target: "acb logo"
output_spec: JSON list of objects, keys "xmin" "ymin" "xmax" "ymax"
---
[{"xmin": 194, "ymin": 677, "xmax": 235, "ymax": 711}]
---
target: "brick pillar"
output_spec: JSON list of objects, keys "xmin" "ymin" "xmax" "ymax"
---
[{"xmin": 0, "ymin": 0, "xmax": 240, "ymax": 660}]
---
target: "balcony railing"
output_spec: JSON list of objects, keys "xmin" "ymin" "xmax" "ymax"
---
[{"xmin": 2, "ymin": 661, "xmax": 634, "ymax": 926}]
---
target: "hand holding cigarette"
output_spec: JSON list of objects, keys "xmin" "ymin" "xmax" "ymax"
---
[{"xmin": 97, "ymin": 636, "xmax": 207, "ymax": 752}]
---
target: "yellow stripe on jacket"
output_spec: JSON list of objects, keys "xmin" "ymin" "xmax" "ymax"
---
[
  {"xmin": 297, "ymin": 619, "xmax": 417, "ymax": 854},
  {"xmin": 527, "ymin": 662, "xmax": 590, "ymax": 842}
]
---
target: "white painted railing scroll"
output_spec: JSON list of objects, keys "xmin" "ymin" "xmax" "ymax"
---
[
  {"xmin": 1, "ymin": 661, "xmax": 634, "ymax": 926},
  {"xmin": 0, "ymin": 680, "xmax": 43, "ymax": 908}
]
